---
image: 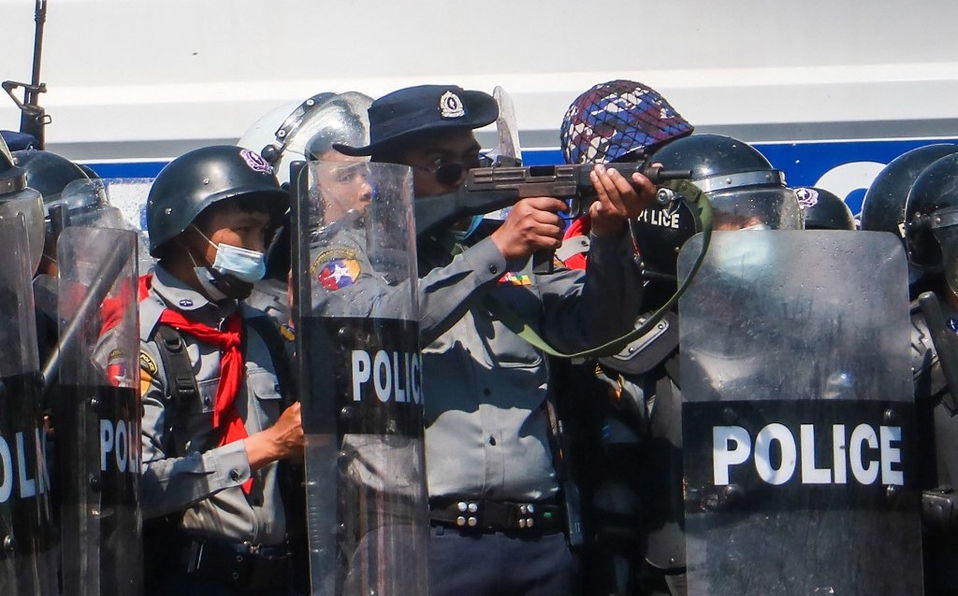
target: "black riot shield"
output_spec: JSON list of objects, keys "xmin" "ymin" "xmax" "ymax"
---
[
  {"xmin": 0, "ymin": 216, "xmax": 58, "ymax": 595},
  {"xmin": 677, "ymin": 230, "xmax": 922, "ymax": 595},
  {"xmin": 53, "ymin": 224, "xmax": 142, "ymax": 596},
  {"xmin": 291, "ymin": 161, "xmax": 428, "ymax": 596}
]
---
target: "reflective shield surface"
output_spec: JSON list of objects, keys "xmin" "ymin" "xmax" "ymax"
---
[
  {"xmin": 678, "ymin": 230, "xmax": 922, "ymax": 595},
  {"xmin": 292, "ymin": 161, "xmax": 428, "ymax": 596},
  {"xmin": 54, "ymin": 225, "xmax": 142, "ymax": 596}
]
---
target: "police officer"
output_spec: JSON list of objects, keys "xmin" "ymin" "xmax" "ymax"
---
[
  {"xmin": 588, "ymin": 132, "xmax": 800, "ymax": 596},
  {"xmin": 862, "ymin": 144, "xmax": 958, "ymax": 296},
  {"xmin": 331, "ymin": 84, "xmax": 656, "ymax": 596},
  {"xmin": 554, "ymin": 79, "xmax": 693, "ymax": 596},
  {"xmin": 138, "ymin": 145, "xmax": 304, "ymax": 595},
  {"xmin": 901, "ymin": 152, "xmax": 958, "ymax": 595},
  {"xmin": 238, "ymin": 91, "xmax": 374, "ymax": 324}
]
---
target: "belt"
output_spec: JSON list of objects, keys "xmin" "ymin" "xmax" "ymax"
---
[
  {"xmin": 429, "ymin": 498, "xmax": 563, "ymax": 534},
  {"xmin": 175, "ymin": 534, "xmax": 291, "ymax": 592}
]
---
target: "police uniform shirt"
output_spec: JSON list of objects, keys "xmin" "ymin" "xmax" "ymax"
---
[
  {"xmin": 420, "ymin": 233, "xmax": 641, "ymax": 500},
  {"xmin": 312, "ymin": 222, "xmax": 643, "ymax": 501},
  {"xmin": 139, "ymin": 264, "xmax": 287, "ymax": 546}
]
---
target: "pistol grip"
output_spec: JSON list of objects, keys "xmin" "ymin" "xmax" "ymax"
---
[{"xmin": 532, "ymin": 249, "xmax": 554, "ymax": 274}]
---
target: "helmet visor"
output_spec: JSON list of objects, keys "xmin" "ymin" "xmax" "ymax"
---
[
  {"xmin": 710, "ymin": 187, "xmax": 804, "ymax": 231},
  {"xmin": 933, "ymin": 223, "xmax": 958, "ymax": 291}
]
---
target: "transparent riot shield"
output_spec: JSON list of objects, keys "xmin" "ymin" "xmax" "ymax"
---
[
  {"xmin": 291, "ymin": 161, "xmax": 428, "ymax": 596},
  {"xmin": 677, "ymin": 230, "xmax": 921, "ymax": 595},
  {"xmin": 0, "ymin": 216, "xmax": 58, "ymax": 595},
  {"xmin": 53, "ymin": 225, "xmax": 142, "ymax": 596},
  {"xmin": 58, "ymin": 178, "xmax": 150, "ymax": 271},
  {"xmin": 0, "ymin": 194, "xmax": 45, "ymax": 277}
]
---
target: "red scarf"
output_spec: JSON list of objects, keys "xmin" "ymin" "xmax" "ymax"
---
[{"xmin": 140, "ymin": 274, "xmax": 252, "ymax": 493}]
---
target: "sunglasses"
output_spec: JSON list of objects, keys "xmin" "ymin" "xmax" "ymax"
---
[{"xmin": 416, "ymin": 158, "xmax": 481, "ymax": 186}]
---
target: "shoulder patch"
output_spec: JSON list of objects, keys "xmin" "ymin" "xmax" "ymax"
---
[
  {"xmin": 311, "ymin": 248, "xmax": 362, "ymax": 291},
  {"xmin": 139, "ymin": 350, "xmax": 158, "ymax": 376}
]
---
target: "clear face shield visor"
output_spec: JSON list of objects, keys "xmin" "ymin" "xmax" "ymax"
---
[
  {"xmin": 694, "ymin": 169, "xmax": 803, "ymax": 231},
  {"xmin": 930, "ymin": 208, "xmax": 958, "ymax": 292},
  {"xmin": 709, "ymin": 186, "xmax": 804, "ymax": 231},
  {"xmin": 274, "ymin": 92, "xmax": 373, "ymax": 164}
]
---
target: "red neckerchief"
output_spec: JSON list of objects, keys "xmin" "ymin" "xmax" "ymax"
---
[{"xmin": 140, "ymin": 274, "xmax": 252, "ymax": 493}]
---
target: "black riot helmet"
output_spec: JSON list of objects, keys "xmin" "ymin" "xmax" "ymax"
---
[
  {"xmin": 146, "ymin": 145, "xmax": 288, "ymax": 257},
  {"xmin": 14, "ymin": 149, "xmax": 103, "ymax": 224},
  {"xmin": 14, "ymin": 149, "xmax": 96, "ymax": 203},
  {"xmin": 795, "ymin": 186, "xmax": 857, "ymax": 230},
  {"xmin": 633, "ymin": 133, "xmax": 801, "ymax": 284},
  {"xmin": 861, "ymin": 144, "xmax": 958, "ymax": 239},
  {"xmin": 904, "ymin": 153, "xmax": 958, "ymax": 291}
]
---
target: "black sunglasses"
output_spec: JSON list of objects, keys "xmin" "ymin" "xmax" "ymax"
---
[{"xmin": 417, "ymin": 158, "xmax": 480, "ymax": 186}]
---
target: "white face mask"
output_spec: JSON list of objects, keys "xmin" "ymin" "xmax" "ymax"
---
[
  {"xmin": 192, "ymin": 225, "xmax": 267, "ymax": 283},
  {"xmin": 188, "ymin": 250, "xmax": 229, "ymax": 302}
]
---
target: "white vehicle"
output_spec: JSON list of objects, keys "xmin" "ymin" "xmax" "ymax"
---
[{"xmin": 3, "ymin": 0, "xmax": 958, "ymax": 216}]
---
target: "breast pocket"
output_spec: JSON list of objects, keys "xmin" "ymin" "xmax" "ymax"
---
[
  {"xmin": 477, "ymin": 285, "xmax": 544, "ymax": 368},
  {"xmin": 247, "ymin": 369, "xmax": 284, "ymax": 422}
]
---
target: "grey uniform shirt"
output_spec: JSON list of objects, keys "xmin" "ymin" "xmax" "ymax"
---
[
  {"xmin": 418, "ymin": 232, "xmax": 643, "ymax": 500},
  {"xmin": 312, "ymin": 222, "xmax": 643, "ymax": 500},
  {"xmin": 139, "ymin": 265, "xmax": 287, "ymax": 545}
]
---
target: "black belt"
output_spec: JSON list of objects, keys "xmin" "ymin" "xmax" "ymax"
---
[
  {"xmin": 429, "ymin": 498, "xmax": 564, "ymax": 534},
  {"xmin": 175, "ymin": 534, "xmax": 291, "ymax": 592}
]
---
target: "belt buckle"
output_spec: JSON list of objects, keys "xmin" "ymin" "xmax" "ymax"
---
[
  {"xmin": 454, "ymin": 500, "xmax": 480, "ymax": 528},
  {"xmin": 516, "ymin": 503, "xmax": 536, "ymax": 530}
]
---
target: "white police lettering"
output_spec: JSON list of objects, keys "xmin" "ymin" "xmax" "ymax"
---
[
  {"xmin": 351, "ymin": 349, "xmax": 422, "ymax": 404},
  {"xmin": 636, "ymin": 208, "xmax": 680, "ymax": 229},
  {"xmin": 0, "ymin": 427, "xmax": 51, "ymax": 503},
  {"xmin": 713, "ymin": 422, "xmax": 904, "ymax": 486},
  {"xmin": 100, "ymin": 416, "xmax": 141, "ymax": 474}
]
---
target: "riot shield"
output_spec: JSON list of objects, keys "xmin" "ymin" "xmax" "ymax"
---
[
  {"xmin": 0, "ymin": 194, "xmax": 45, "ymax": 276},
  {"xmin": 291, "ymin": 161, "xmax": 428, "ymax": 596},
  {"xmin": 53, "ymin": 225, "xmax": 142, "ymax": 596},
  {"xmin": 0, "ymin": 216, "xmax": 58, "ymax": 595},
  {"xmin": 677, "ymin": 230, "xmax": 922, "ymax": 595},
  {"xmin": 58, "ymin": 178, "xmax": 150, "ymax": 271}
]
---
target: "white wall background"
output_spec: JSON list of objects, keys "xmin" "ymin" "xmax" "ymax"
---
[{"xmin": 1, "ymin": 0, "xmax": 957, "ymax": 160}]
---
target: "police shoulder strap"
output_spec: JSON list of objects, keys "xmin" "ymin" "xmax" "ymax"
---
[{"xmin": 152, "ymin": 325, "xmax": 198, "ymax": 454}]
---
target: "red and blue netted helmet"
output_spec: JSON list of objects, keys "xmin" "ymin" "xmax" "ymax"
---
[{"xmin": 560, "ymin": 80, "xmax": 693, "ymax": 165}]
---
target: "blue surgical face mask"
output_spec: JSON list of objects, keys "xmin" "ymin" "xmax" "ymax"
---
[
  {"xmin": 451, "ymin": 215, "xmax": 483, "ymax": 241},
  {"xmin": 192, "ymin": 225, "xmax": 267, "ymax": 283}
]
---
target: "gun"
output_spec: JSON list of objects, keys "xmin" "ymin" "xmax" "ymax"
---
[
  {"xmin": 3, "ymin": 0, "xmax": 50, "ymax": 149},
  {"xmin": 413, "ymin": 161, "xmax": 692, "ymax": 241}
]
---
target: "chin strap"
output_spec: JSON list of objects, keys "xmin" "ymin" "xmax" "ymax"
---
[{"xmin": 483, "ymin": 179, "xmax": 712, "ymax": 359}]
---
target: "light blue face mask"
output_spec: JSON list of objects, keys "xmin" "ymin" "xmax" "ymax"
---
[
  {"xmin": 451, "ymin": 215, "xmax": 483, "ymax": 241},
  {"xmin": 192, "ymin": 225, "xmax": 267, "ymax": 283}
]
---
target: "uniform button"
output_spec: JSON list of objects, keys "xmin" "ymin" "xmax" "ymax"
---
[
  {"xmin": 229, "ymin": 469, "xmax": 240, "ymax": 482},
  {"xmin": 203, "ymin": 397, "xmax": 212, "ymax": 407},
  {"xmin": 482, "ymin": 388, "xmax": 491, "ymax": 396},
  {"xmin": 274, "ymin": 383, "xmax": 281, "ymax": 392},
  {"xmin": 488, "ymin": 436, "xmax": 497, "ymax": 446},
  {"xmin": 489, "ymin": 265, "xmax": 498, "ymax": 274}
]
